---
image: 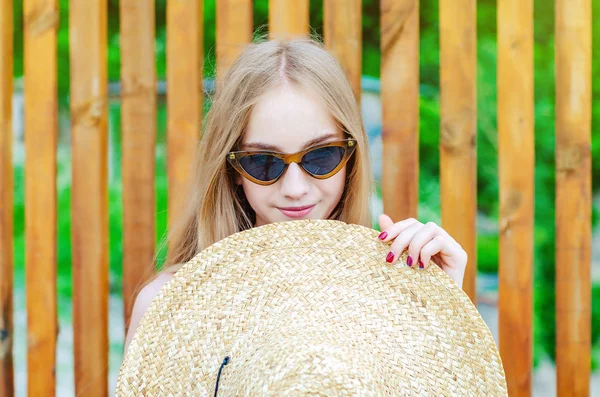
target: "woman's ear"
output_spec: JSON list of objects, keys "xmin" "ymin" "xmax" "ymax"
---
[{"xmin": 235, "ymin": 175, "xmax": 243, "ymax": 186}]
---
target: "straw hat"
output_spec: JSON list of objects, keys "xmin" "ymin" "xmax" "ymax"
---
[{"xmin": 117, "ymin": 219, "xmax": 507, "ymax": 396}]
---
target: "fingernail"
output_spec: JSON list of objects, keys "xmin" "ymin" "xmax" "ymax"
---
[
  {"xmin": 386, "ymin": 252, "xmax": 394, "ymax": 263},
  {"xmin": 419, "ymin": 260, "xmax": 424, "ymax": 269},
  {"xmin": 378, "ymin": 231, "xmax": 388, "ymax": 240},
  {"xmin": 407, "ymin": 255, "xmax": 413, "ymax": 267}
]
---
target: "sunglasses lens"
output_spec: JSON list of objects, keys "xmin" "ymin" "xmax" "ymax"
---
[
  {"xmin": 302, "ymin": 146, "xmax": 346, "ymax": 176},
  {"xmin": 239, "ymin": 154, "xmax": 285, "ymax": 182}
]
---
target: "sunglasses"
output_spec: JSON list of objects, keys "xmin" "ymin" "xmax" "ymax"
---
[{"xmin": 226, "ymin": 138, "xmax": 357, "ymax": 186}]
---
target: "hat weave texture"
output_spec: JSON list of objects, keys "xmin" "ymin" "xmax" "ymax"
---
[{"xmin": 117, "ymin": 219, "xmax": 507, "ymax": 396}]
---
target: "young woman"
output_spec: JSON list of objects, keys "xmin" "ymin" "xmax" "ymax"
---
[{"xmin": 124, "ymin": 38, "xmax": 467, "ymax": 354}]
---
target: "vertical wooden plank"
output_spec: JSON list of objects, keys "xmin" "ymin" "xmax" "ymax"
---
[
  {"xmin": 0, "ymin": 0, "xmax": 15, "ymax": 394},
  {"xmin": 439, "ymin": 0, "xmax": 477, "ymax": 300},
  {"xmin": 555, "ymin": 0, "xmax": 591, "ymax": 395},
  {"xmin": 324, "ymin": 0, "xmax": 362, "ymax": 102},
  {"xmin": 166, "ymin": 0, "xmax": 203, "ymax": 248},
  {"xmin": 380, "ymin": 0, "xmax": 419, "ymax": 221},
  {"xmin": 269, "ymin": 0, "xmax": 309, "ymax": 40},
  {"xmin": 497, "ymin": 0, "xmax": 534, "ymax": 395},
  {"xmin": 23, "ymin": 0, "xmax": 59, "ymax": 395},
  {"xmin": 216, "ymin": 0, "xmax": 252, "ymax": 82},
  {"xmin": 120, "ymin": 0, "xmax": 156, "ymax": 334},
  {"xmin": 70, "ymin": 0, "xmax": 108, "ymax": 394}
]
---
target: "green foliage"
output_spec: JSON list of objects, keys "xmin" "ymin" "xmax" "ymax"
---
[
  {"xmin": 10, "ymin": 0, "xmax": 600, "ymax": 368},
  {"xmin": 477, "ymin": 235, "xmax": 500, "ymax": 274}
]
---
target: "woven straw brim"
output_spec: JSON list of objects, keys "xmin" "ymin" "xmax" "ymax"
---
[{"xmin": 117, "ymin": 219, "xmax": 507, "ymax": 396}]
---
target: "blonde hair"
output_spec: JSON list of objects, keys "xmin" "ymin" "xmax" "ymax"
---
[{"xmin": 158, "ymin": 37, "xmax": 374, "ymax": 275}]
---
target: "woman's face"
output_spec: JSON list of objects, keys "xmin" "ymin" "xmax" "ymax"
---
[{"xmin": 237, "ymin": 83, "xmax": 347, "ymax": 227}]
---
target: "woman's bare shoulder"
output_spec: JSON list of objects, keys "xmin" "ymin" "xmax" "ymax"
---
[{"xmin": 124, "ymin": 271, "xmax": 175, "ymax": 354}]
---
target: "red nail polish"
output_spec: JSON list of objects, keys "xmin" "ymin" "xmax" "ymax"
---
[
  {"xmin": 378, "ymin": 231, "xmax": 388, "ymax": 240},
  {"xmin": 407, "ymin": 256, "xmax": 413, "ymax": 267},
  {"xmin": 386, "ymin": 252, "xmax": 394, "ymax": 263},
  {"xmin": 419, "ymin": 260, "xmax": 424, "ymax": 269}
]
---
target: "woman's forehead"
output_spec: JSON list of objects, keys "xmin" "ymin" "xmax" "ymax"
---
[
  {"xmin": 243, "ymin": 84, "xmax": 342, "ymax": 152},
  {"xmin": 241, "ymin": 132, "xmax": 343, "ymax": 153}
]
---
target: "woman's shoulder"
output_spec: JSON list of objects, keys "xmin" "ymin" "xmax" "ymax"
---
[
  {"xmin": 136, "ymin": 271, "xmax": 175, "ymax": 304},
  {"xmin": 124, "ymin": 271, "xmax": 176, "ymax": 354},
  {"xmin": 135, "ymin": 272, "xmax": 174, "ymax": 310}
]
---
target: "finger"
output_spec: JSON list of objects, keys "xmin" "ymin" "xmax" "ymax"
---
[
  {"xmin": 420, "ymin": 236, "xmax": 466, "ymax": 286},
  {"xmin": 378, "ymin": 213, "xmax": 394, "ymax": 232},
  {"xmin": 425, "ymin": 221, "xmax": 459, "ymax": 246},
  {"xmin": 418, "ymin": 235, "xmax": 448, "ymax": 270},
  {"xmin": 378, "ymin": 217, "xmax": 420, "ymax": 242},
  {"xmin": 386, "ymin": 221, "xmax": 423, "ymax": 265},
  {"xmin": 407, "ymin": 222, "xmax": 443, "ymax": 268}
]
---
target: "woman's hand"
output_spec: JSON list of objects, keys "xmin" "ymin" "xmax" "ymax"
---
[{"xmin": 377, "ymin": 214, "xmax": 467, "ymax": 288}]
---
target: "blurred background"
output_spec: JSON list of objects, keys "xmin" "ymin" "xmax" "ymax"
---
[{"xmin": 5, "ymin": 0, "xmax": 600, "ymax": 395}]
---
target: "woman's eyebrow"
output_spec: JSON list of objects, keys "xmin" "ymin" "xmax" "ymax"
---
[{"xmin": 242, "ymin": 133, "xmax": 341, "ymax": 151}]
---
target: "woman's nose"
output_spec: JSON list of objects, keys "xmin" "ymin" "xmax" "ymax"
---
[{"xmin": 279, "ymin": 162, "xmax": 310, "ymax": 199}]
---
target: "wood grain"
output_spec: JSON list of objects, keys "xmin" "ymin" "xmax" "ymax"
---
[
  {"xmin": 439, "ymin": 0, "xmax": 477, "ymax": 302},
  {"xmin": 380, "ymin": 0, "xmax": 419, "ymax": 221},
  {"xmin": 269, "ymin": 0, "xmax": 309, "ymax": 40},
  {"xmin": 0, "ymin": 0, "xmax": 14, "ymax": 394},
  {"xmin": 69, "ymin": 0, "xmax": 109, "ymax": 394},
  {"xmin": 497, "ymin": 0, "xmax": 534, "ymax": 394},
  {"xmin": 23, "ymin": 0, "xmax": 59, "ymax": 395},
  {"xmin": 324, "ymin": 0, "xmax": 362, "ymax": 102},
  {"xmin": 120, "ymin": 0, "xmax": 157, "ymax": 334},
  {"xmin": 555, "ymin": 0, "xmax": 591, "ymax": 395},
  {"xmin": 216, "ymin": 0, "xmax": 253, "ymax": 82},
  {"xmin": 166, "ymin": 0, "xmax": 204, "ymax": 251}
]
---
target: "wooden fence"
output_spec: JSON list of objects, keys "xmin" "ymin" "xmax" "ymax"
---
[{"xmin": 0, "ymin": 0, "xmax": 592, "ymax": 396}]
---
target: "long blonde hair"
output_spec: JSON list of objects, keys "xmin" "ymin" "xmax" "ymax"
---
[{"xmin": 160, "ymin": 37, "xmax": 374, "ymax": 274}]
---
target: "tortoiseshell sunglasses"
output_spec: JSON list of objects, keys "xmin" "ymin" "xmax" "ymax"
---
[{"xmin": 226, "ymin": 138, "xmax": 357, "ymax": 186}]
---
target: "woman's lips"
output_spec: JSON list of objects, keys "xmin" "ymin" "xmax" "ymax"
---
[{"xmin": 278, "ymin": 205, "xmax": 316, "ymax": 218}]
